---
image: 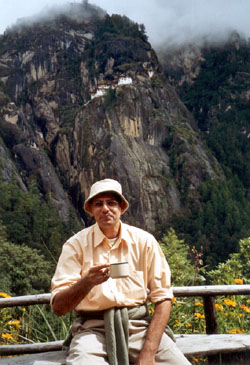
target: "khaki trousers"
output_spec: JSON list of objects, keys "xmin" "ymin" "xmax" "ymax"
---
[{"xmin": 66, "ymin": 319, "xmax": 191, "ymax": 365}]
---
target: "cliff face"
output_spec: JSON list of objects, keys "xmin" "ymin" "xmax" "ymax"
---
[
  {"xmin": 159, "ymin": 32, "xmax": 250, "ymax": 189},
  {"xmin": 0, "ymin": 3, "xmax": 222, "ymax": 232},
  {"xmin": 157, "ymin": 44, "xmax": 205, "ymax": 90},
  {"xmin": 154, "ymin": 32, "xmax": 250, "ymax": 265}
]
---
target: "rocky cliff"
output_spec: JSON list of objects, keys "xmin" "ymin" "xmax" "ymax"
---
[
  {"xmin": 159, "ymin": 32, "xmax": 250, "ymax": 188},
  {"xmin": 0, "ymin": 2, "xmax": 222, "ymax": 235},
  {"xmin": 155, "ymin": 32, "xmax": 250, "ymax": 264}
]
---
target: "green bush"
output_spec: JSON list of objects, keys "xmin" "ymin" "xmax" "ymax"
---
[{"xmin": 0, "ymin": 238, "xmax": 51, "ymax": 296}]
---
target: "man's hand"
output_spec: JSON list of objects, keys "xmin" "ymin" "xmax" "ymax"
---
[
  {"xmin": 136, "ymin": 350, "xmax": 155, "ymax": 365},
  {"xmin": 85, "ymin": 264, "xmax": 110, "ymax": 286},
  {"xmin": 52, "ymin": 263, "xmax": 110, "ymax": 316},
  {"xmin": 136, "ymin": 300, "xmax": 172, "ymax": 365}
]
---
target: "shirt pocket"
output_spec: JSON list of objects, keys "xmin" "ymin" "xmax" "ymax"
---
[{"xmin": 117, "ymin": 270, "xmax": 146, "ymax": 301}]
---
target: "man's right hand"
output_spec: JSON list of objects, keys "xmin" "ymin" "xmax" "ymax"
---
[
  {"xmin": 85, "ymin": 264, "xmax": 110, "ymax": 286},
  {"xmin": 52, "ymin": 263, "xmax": 110, "ymax": 316}
]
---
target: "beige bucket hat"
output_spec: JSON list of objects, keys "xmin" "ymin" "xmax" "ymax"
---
[{"xmin": 84, "ymin": 178, "xmax": 129, "ymax": 214}]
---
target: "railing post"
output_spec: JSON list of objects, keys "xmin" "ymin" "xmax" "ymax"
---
[
  {"xmin": 203, "ymin": 295, "xmax": 218, "ymax": 334},
  {"xmin": 203, "ymin": 295, "xmax": 219, "ymax": 364}
]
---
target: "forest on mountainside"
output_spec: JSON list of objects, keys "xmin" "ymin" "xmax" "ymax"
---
[{"xmin": 161, "ymin": 35, "xmax": 250, "ymax": 268}]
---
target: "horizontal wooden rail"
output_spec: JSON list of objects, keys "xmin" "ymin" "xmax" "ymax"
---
[
  {"xmin": 0, "ymin": 294, "xmax": 51, "ymax": 308},
  {"xmin": 1, "ymin": 285, "xmax": 250, "ymax": 308},
  {"xmin": 173, "ymin": 284, "xmax": 250, "ymax": 297},
  {"xmin": 0, "ymin": 341, "xmax": 64, "ymax": 355}
]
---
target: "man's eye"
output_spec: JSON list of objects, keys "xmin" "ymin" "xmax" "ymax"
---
[
  {"xmin": 93, "ymin": 201, "xmax": 103, "ymax": 207},
  {"xmin": 107, "ymin": 200, "xmax": 118, "ymax": 207}
]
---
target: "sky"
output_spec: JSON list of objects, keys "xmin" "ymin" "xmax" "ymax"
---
[{"xmin": 0, "ymin": 0, "xmax": 250, "ymax": 47}]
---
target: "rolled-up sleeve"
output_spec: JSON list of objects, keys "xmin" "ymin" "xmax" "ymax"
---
[
  {"xmin": 50, "ymin": 240, "xmax": 82, "ymax": 305},
  {"xmin": 146, "ymin": 237, "xmax": 173, "ymax": 303}
]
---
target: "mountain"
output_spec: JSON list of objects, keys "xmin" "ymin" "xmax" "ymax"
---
[
  {"xmin": 0, "ymin": 2, "xmax": 248, "ymax": 268},
  {"xmin": 158, "ymin": 32, "xmax": 250, "ymax": 265}
]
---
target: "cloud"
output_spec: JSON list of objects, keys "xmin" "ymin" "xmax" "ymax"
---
[
  {"xmin": 1, "ymin": 0, "xmax": 250, "ymax": 48},
  {"xmin": 89, "ymin": 0, "xmax": 250, "ymax": 47},
  {"xmin": 0, "ymin": 0, "xmax": 68, "ymax": 34},
  {"xmin": 0, "ymin": 1, "xmax": 107, "ymax": 36}
]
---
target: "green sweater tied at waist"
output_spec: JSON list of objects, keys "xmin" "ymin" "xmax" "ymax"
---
[{"xmin": 63, "ymin": 304, "xmax": 175, "ymax": 365}]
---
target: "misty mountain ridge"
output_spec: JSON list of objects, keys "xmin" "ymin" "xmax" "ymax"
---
[
  {"xmin": 3, "ymin": 2, "xmax": 105, "ymax": 34},
  {"xmin": 3, "ymin": 0, "xmax": 248, "ymax": 50},
  {"xmin": 0, "ymin": 1, "xmax": 249, "ymax": 270}
]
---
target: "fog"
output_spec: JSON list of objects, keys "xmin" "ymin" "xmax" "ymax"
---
[
  {"xmin": 90, "ymin": 0, "xmax": 250, "ymax": 47},
  {"xmin": 1, "ymin": 0, "xmax": 250, "ymax": 48}
]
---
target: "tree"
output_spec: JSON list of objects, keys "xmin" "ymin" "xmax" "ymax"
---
[
  {"xmin": 208, "ymin": 236, "xmax": 250, "ymax": 285},
  {"xmin": 0, "ymin": 236, "xmax": 52, "ymax": 296},
  {"xmin": 159, "ymin": 228, "xmax": 204, "ymax": 286},
  {"xmin": 0, "ymin": 179, "xmax": 82, "ymax": 260}
]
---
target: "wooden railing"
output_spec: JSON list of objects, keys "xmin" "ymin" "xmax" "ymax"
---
[{"xmin": 0, "ymin": 285, "xmax": 250, "ymax": 358}]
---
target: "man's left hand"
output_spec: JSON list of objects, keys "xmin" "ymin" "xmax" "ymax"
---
[
  {"xmin": 136, "ymin": 351, "xmax": 155, "ymax": 365},
  {"xmin": 135, "ymin": 300, "xmax": 172, "ymax": 365}
]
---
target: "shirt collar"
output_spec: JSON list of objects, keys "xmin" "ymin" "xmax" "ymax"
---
[
  {"xmin": 93, "ymin": 221, "xmax": 134, "ymax": 248},
  {"xmin": 93, "ymin": 223, "xmax": 107, "ymax": 247}
]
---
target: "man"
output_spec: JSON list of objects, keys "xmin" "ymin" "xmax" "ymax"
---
[{"xmin": 51, "ymin": 179, "xmax": 190, "ymax": 364}]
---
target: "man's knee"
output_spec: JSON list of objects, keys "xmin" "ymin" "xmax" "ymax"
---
[{"xmin": 67, "ymin": 330, "xmax": 108, "ymax": 364}]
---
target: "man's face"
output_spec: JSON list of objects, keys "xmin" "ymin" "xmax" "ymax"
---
[{"xmin": 89, "ymin": 193, "xmax": 125, "ymax": 233}]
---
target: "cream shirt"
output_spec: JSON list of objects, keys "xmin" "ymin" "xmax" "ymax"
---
[{"xmin": 51, "ymin": 222, "xmax": 173, "ymax": 312}]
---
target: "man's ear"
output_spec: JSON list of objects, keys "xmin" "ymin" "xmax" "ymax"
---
[
  {"xmin": 87, "ymin": 204, "xmax": 94, "ymax": 217},
  {"xmin": 120, "ymin": 201, "xmax": 127, "ymax": 215}
]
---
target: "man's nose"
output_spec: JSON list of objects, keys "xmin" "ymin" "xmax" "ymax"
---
[{"xmin": 101, "ymin": 202, "xmax": 110, "ymax": 211}]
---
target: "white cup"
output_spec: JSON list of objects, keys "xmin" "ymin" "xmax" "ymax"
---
[{"xmin": 110, "ymin": 262, "xmax": 129, "ymax": 279}]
